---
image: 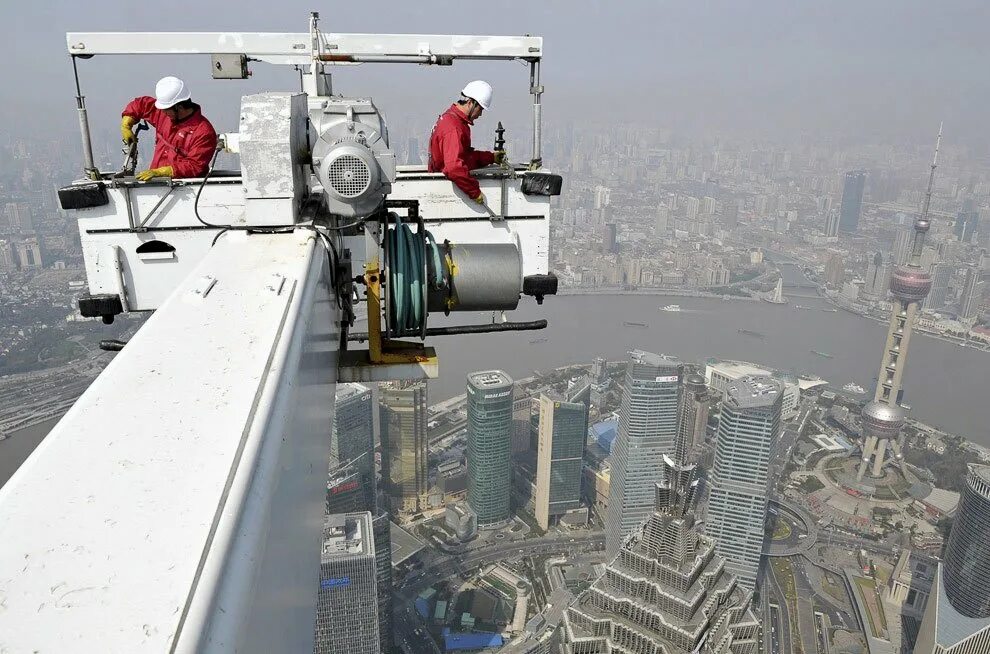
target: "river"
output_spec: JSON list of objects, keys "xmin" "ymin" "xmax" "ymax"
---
[
  {"xmin": 424, "ymin": 263, "xmax": 989, "ymax": 443},
  {"xmin": 2, "ymin": 264, "xmax": 987, "ymax": 488}
]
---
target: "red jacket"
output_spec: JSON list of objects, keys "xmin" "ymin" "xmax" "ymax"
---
[
  {"xmin": 428, "ymin": 104, "xmax": 495, "ymax": 199},
  {"xmin": 122, "ymin": 97, "xmax": 218, "ymax": 178}
]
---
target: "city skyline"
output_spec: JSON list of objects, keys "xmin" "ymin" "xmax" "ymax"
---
[{"xmin": 1, "ymin": 7, "xmax": 990, "ymax": 653}]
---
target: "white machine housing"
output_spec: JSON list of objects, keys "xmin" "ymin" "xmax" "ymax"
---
[{"xmin": 311, "ymin": 96, "xmax": 396, "ymax": 217}]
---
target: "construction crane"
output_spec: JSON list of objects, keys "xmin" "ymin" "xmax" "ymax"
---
[{"xmin": 0, "ymin": 14, "xmax": 559, "ymax": 652}]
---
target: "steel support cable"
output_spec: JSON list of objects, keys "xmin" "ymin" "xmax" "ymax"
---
[{"xmin": 385, "ymin": 213, "xmax": 444, "ymax": 337}]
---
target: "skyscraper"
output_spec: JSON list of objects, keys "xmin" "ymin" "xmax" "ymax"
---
[
  {"xmin": 839, "ymin": 171, "xmax": 866, "ymax": 233},
  {"xmin": 332, "ymin": 383, "xmax": 376, "ymax": 511},
  {"xmin": 656, "ymin": 203, "xmax": 671, "ymax": 233},
  {"xmin": 915, "ymin": 465, "xmax": 990, "ymax": 654},
  {"xmin": 923, "ymin": 263, "xmax": 952, "ymax": 312},
  {"xmin": 604, "ymin": 351, "xmax": 681, "ymax": 560},
  {"xmin": 0, "ymin": 240, "xmax": 13, "ymax": 272},
  {"xmin": 561, "ymin": 455, "xmax": 761, "ymax": 654},
  {"xmin": 406, "ymin": 136, "xmax": 421, "ymax": 165},
  {"xmin": 676, "ymin": 373, "xmax": 710, "ymax": 461},
  {"xmin": 705, "ymin": 375, "xmax": 781, "ymax": 590},
  {"xmin": 960, "ymin": 266, "xmax": 985, "ymax": 321},
  {"xmin": 857, "ymin": 127, "xmax": 941, "ymax": 482},
  {"xmin": 466, "ymin": 370, "xmax": 514, "ymax": 528},
  {"xmin": 315, "ymin": 512, "xmax": 381, "ymax": 654},
  {"xmin": 602, "ymin": 222, "xmax": 618, "ymax": 254},
  {"xmin": 329, "ymin": 384, "xmax": 393, "ymax": 654},
  {"xmin": 955, "ymin": 210, "xmax": 979, "ymax": 243},
  {"xmin": 380, "ymin": 381, "xmax": 429, "ymax": 514},
  {"xmin": 862, "ymin": 251, "xmax": 889, "ymax": 300},
  {"xmin": 825, "ymin": 253, "xmax": 844, "ymax": 288},
  {"xmin": 824, "ymin": 208, "xmax": 840, "ymax": 237},
  {"xmin": 891, "ymin": 227, "xmax": 913, "ymax": 266},
  {"xmin": 535, "ymin": 379, "xmax": 590, "ymax": 530}
]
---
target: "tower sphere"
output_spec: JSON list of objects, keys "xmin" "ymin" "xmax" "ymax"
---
[
  {"xmin": 890, "ymin": 266, "xmax": 932, "ymax": 301},
  {"xmin": 861, "ymin": 401, "xmax": 905, "ymax": 440}
]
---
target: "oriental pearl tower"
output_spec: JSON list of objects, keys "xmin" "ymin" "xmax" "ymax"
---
[{"xmin": 856, "ymin": 125, "xmax": 942, "ymax": 482}]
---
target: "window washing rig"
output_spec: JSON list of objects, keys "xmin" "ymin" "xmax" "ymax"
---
[{"xmin": 60, "ymin": 12, "xmax": 561, "ymax": 382}]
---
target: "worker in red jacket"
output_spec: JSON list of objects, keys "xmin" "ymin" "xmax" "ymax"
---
[
  {"xmin": 120, "ymin": 76, "xmax": 218, "ymax": 180},
  {"xmin": 428, "ymin": 80, "xmax": 504, "ymax": 205}
]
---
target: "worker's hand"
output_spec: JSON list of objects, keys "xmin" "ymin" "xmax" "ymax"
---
[
  {"xmin": 135, "ymin": 166, "xmax": 174, "ymax": 181},
  {"xmin": 121, "ymin": 116, "xmax": 138, "ymax": 145},
  {"xmin": 494, "ymin": 150, "xmax": 506, "ymax": 165},
  {"xmin": 473, "ymin": 192, "xmax": 486, "ymax": 205}
]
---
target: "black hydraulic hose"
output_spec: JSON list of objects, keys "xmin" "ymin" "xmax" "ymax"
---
[{"xmin": 347, "ymin": 319, "xmax": 547, "ymax": 342}]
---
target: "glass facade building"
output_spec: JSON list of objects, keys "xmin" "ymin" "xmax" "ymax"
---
[
  {"xmin": 466, "ymin": 370, "xmax": 514, "ymax": 528},
  {"xmin": 328, "ymin": 384, "xmax": 392, "ymax": 654},
  {"xmin": 704, "ymin": 375, "xmax": 781, "ymax": 591},
  {"xmin": 839, "ymin": 170, "xmax": 866, "ymax": 233},
  {"xmin": 380, "ymin": 381, "xmax": 429, "ymax": 514},
  {"xmin": 604, "ymin": 351, "xmax": 681, "ymax": 560},
  {"xmin": 535, "ymin": 379, "xmax": 591, "ymax": 530},
  {"xmin": 943, "ymin": 465, "xmax": 990, "ymax": 618}
]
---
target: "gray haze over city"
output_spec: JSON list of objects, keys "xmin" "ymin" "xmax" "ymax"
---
[
  {"xmin": 3, "ymin": 2, "xmax": 990, "ymax": 653},
  {"xmin": 5, "ymin": 1, "xmax": 990, "ymax": 145}
]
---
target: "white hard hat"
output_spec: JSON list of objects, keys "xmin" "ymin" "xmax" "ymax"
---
[
  {"xmin": 461, "ymin": 80, "xmax": 493, "ymax": 111},
  {"xmin": 154, "ymin": 76, "xmax": 191, "ymax": 110}
]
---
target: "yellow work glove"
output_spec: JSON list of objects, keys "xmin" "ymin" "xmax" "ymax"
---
[
  {"xmin": 136, "ymin": 166, "xmax": 174, "ymax": 181},
  {"xmin": 494, "ymin": 150, "xmax": 506, "ymax": 165},
  {"xmin": 473, "ymin": 192, "xmax": 486, "ymax": 205},
  {"xmin": 121, "ymin": 116, "xmax": 137, "ymax": 145}
]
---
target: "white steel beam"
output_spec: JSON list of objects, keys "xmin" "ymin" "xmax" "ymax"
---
[
  {"xmin": 67, "ymin": 32, "xmax": 542, "ymax": 63},
  {"xmin": 0, "ymin": 230, "xmax": 339, "ymax": 653}
]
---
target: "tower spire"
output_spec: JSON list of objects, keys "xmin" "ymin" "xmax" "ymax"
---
[{"xmin": 910, "ymin": 123, "xmax": 942, "ymax": 266}]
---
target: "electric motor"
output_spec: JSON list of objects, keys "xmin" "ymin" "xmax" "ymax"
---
[{"xmin": 311, "ymin": 97, "xmax": 396, "ymax": 217}]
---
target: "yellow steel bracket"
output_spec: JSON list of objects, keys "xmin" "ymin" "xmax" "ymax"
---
[{"xmin": 363, "ymin": 263, "xmax": 436, "ymax": 366}]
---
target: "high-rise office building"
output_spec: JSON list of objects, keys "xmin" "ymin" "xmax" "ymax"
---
[
  {"xmin": 332, "ymin": 383, "xmax": 376, "ymax": 510},
  {"xmin": 4, "ymin": 202, "xmax": 33, "ymax": 234},
  {"xmin": 406, "ymin": 136, "xmax": 421, "ymax": 165},
  {"xmin": 824, "ymin": 209, "xmax": 840, "ymax": 238},
  {"xmin": 14, "ymin": 238, "xmax": 42, "ymax": 269},
  {"xmin": 602, "ymin": 223, "xmax": 618, "ymax": 254},
  {"xmin": 380, "ymin": 381, "xmax": 429, "ymax": 514},
  {"xmin": 534, "ymin": 379, "xmax": 590, "ymax": 530},
  {"xmin": 466, "ymin": 370, "xmax": 514, "ymax": 528},
  {"xmin": 856, "ymin": 127, "xmax": 941, "ymax": 482},
  {"xmin": 655, "ymin": 203, "xmax": 671, "ymax": 233},
  {"xmin": 722, "ymin": 199, "xmax": 739, "ymax": 230},
  {"xmin": 594, "ymin": 185, "xmax": 611, "ymax": 210},
  {"xmin": 923, "ymin": 263, "xmax": 952, "ymax": 311},
  {"xmin": 892, "ymin": 227, "xmax": 913, "ymax": 266},
  {"xmin": 960, "ymin": 266, "xmax": 984, "ymax": 321},
  {"xmin": 561, "ymin": 455, "xmax": 761, "ymax": 654},
  {"xmin": 329, "ymin": 384, "xmax": 393, "ymax": 654},
  {"xmin": 825, "ymin": 253, "xmax": 844, "ymax": 288},
  {"xmin": 862, "ymin": 251, "xmax": 889, "ymax": 299},
  {"xmin": 916, "ymin": 465, "xmax": 990, "ymax": 654},
  {"xmin": 0, "ymin": 240, "xmax": 13, "ymax": 272},
  {"xmin": 705, "ymin": 375, "xmax": 781, "ymax": 590},
  {"xmin": 315, "ymin": 512, "xmax": 381, "ymax": 654},
  {"xmin": 955, "ymin": 210, "xmax": 979, "ymax": 243},
  {"xmin": 604, "ymin": 351, "xmax": 681, "ymax": 560},
  {"xmin": 839, "ymin": 171, "xmax": 866, "ymax": 233},
  {"xmin": 676, "ymin": 373, "xmax": 710, "ymax": 461}
]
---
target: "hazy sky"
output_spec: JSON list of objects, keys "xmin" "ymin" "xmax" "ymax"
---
[{"xmin": 4, "ymin": 0, "xmax": 989, "ymax": 150}]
